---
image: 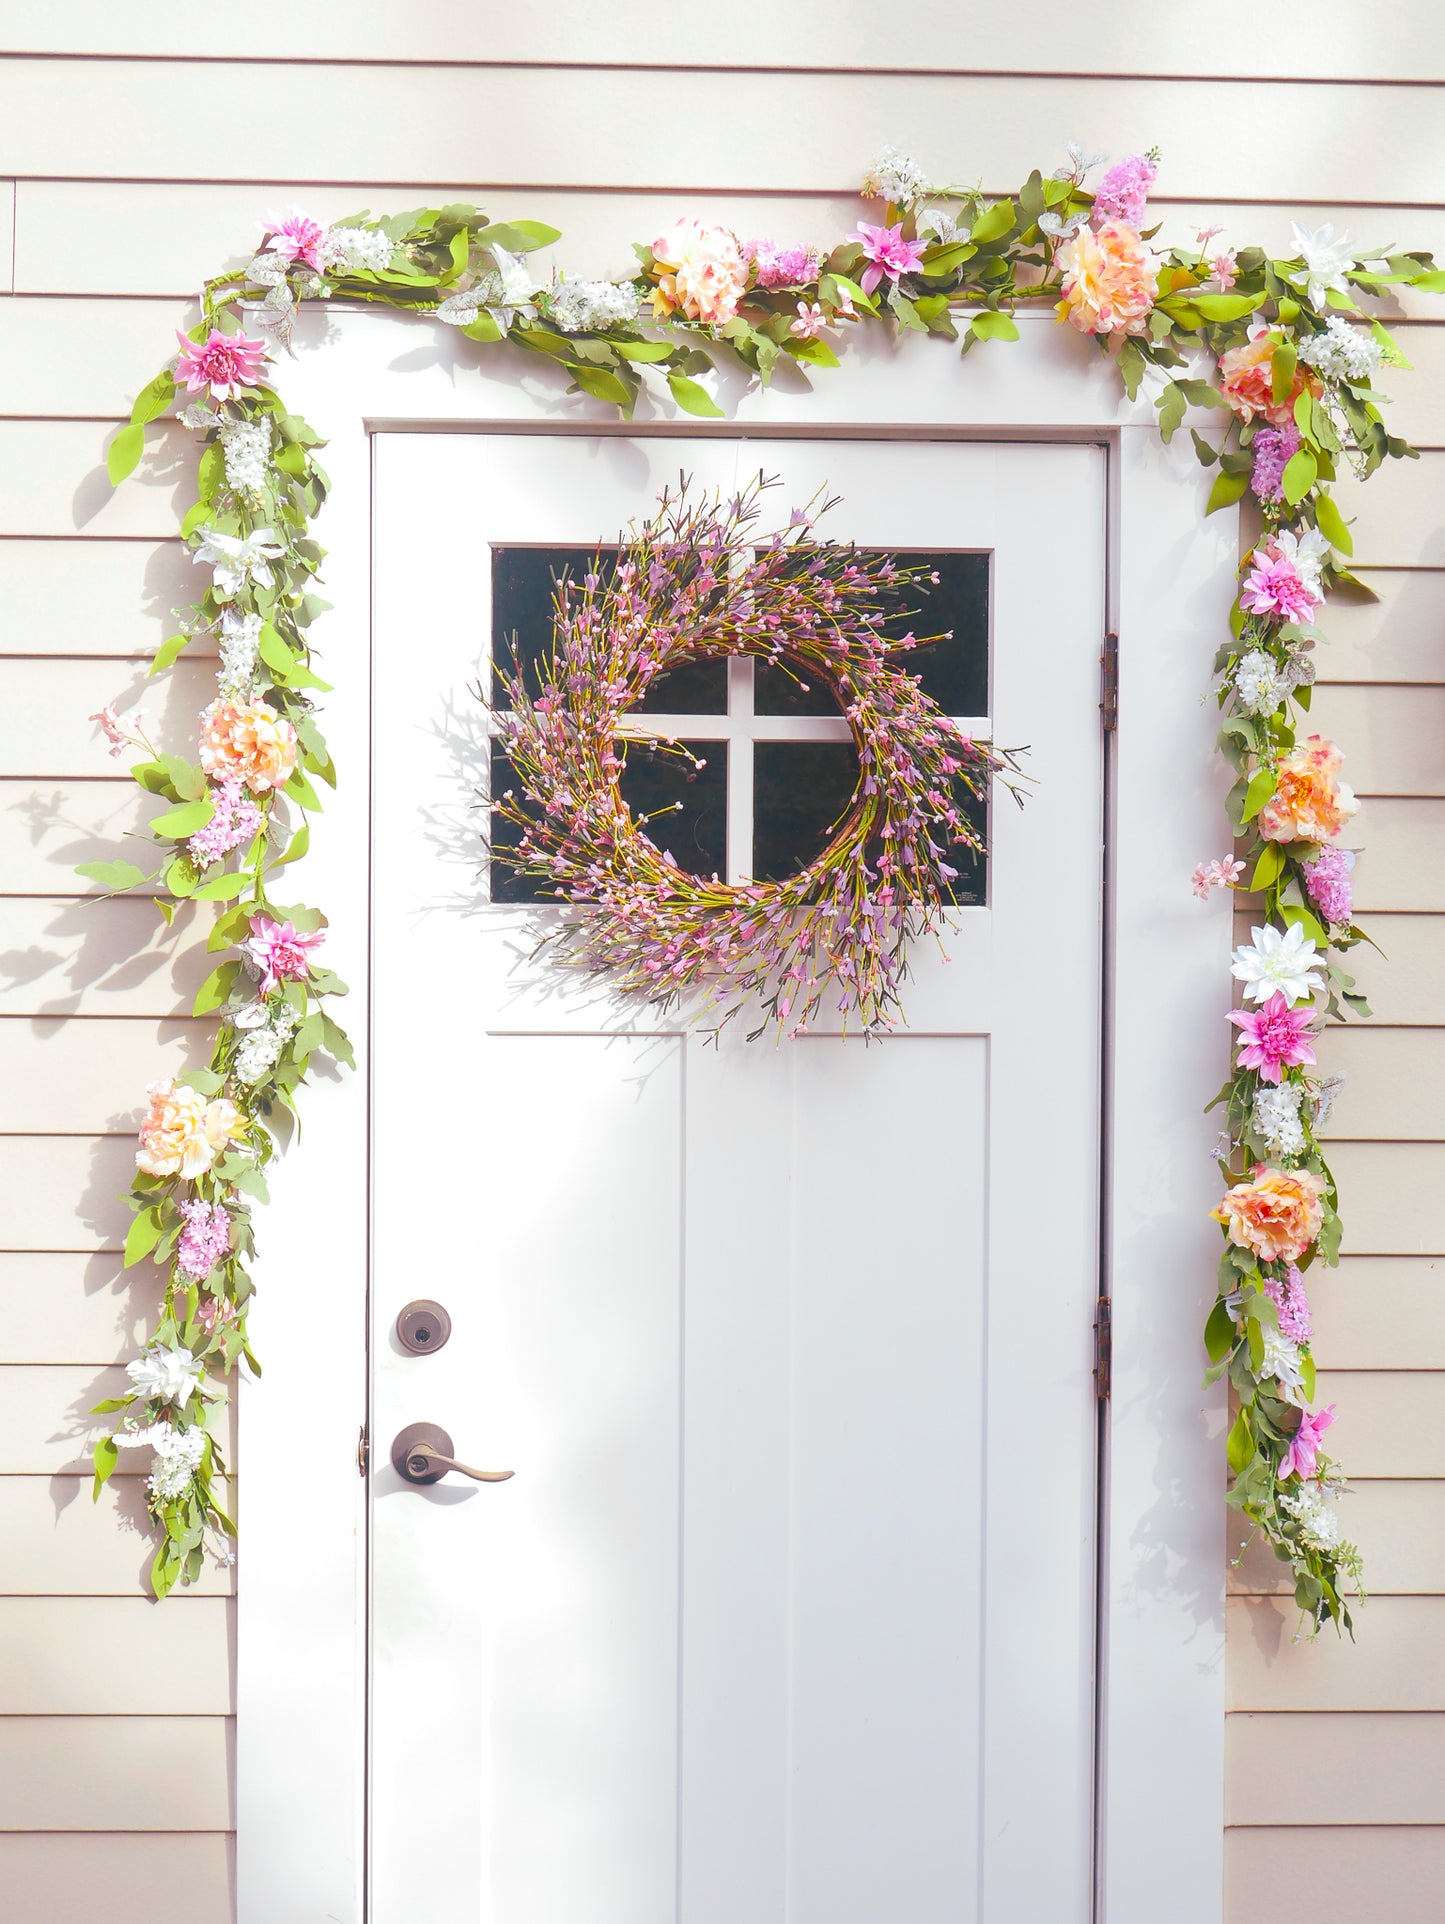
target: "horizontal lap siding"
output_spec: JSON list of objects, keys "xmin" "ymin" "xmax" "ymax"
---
[{"xmin": 0, "ymin": 39, "xmax": 1439, "ymax": 1923}]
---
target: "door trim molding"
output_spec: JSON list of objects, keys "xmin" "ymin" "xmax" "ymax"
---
[{"xmin": 235, "ymin": 309, "xmax": 1235, "ymax": 1924}]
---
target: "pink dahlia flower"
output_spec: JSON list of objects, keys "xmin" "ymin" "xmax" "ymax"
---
[
  {"xmin": 1280, "ymin": 1403, "xmax": 1336, "ymax": 1480},
  {"xmin": 261, "ymin": 206, "xmax": 327, "ymax": 270},
  {"xmin": 848, "ymin": 222, "xmax": 927, "ymax": 296},
  {"xmin": 1239, "ymin": 552, "xmax": 1322, "ymax": 624},
  {"xmin": 243, "ymin": 914, "xmax": 325, "ymax": 995},
  {"xmin": 1228, "ymin": 991, "xmax": 1318, "ymax": 1084},
  {"xmin": 175, "ymin": 328, "xmax": 268, "ymax": 403}
]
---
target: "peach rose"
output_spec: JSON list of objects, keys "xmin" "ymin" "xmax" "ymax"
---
[
  {"xmin": 1054, "ymin": 220, "xmax": 1159, "ymax": 339},
  {"xmin": 649, "ymin": 217, "xmax": 748, "ymax": 328},
  {"xmin": 1212, "ymin": 1165, "xmax": 1326, "ymax": 1265},
  {"xmin": 198, "ymin": 697, "xmax": 298, "ymax": 795},
  {"xmin": 136, "ymin": 1078, "xmax": 246, "ymax": 1179},
  {"xmin": 1259, "ymin": 735, "xmax": 1358, "ymax": 845},
  {"xmin": 1218, "ymin": 326, "xmax": 1320, "ymax": 427}
]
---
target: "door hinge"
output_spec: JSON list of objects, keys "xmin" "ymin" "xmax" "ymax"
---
[
  {"xmin": 1100, "ymin": 632, "xmax": 1119, "ymax": 732},
  {"xmin": 1093, "ymin": 1297, "xmax": 1112, "ymax": 1402},
  {"xmin": 357, "ymin": 1423, "xmax": 370, "ymax": 1478}
]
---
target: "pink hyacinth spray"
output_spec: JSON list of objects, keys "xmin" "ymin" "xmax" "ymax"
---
[
  {"xmin": 175, "ymin": 328, "xmax": 269, "ymax": 403},
  {"xmin": 1091, "ymin": 153, "xmax": 1157, "ymax": 229},
  {"xmin": 189, "ymin": 780, "xmax": 263, "ymax": 867},
  {"xmin": 243, "ymin": 914, "xmax": 325, "ymax": 995},
  {"xmin": 1250, "ymin": 424, "xmax": 1301, "ymax": 504},
  {"xmin": 177, "ymin": 1200, "xmax": 232, "ymax": 1281},
  {"xmin": 744, "ymin": 239, "xmax": 823, "ymax": 289},
  {"xmin": 1304, "ymin": 846, "xmax": 1354, "ymax": 927},
  {"xmin": 1267, "ymin": 1264, "xmax": 1314, "ymax": 1343},
  {"xmin": 1228, "ymin": 991, "xmax": 1318, "ymax": 1084}
]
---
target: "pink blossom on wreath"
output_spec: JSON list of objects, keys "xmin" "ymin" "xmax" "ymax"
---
[
  {"xmin": 744, "ymin": 239, "xmax": 822, "ymax": 289},
  {"xmin": 790, "ymin": 301, "xmax": 828, "ymax": 340},
  {"xmin": 243, "ymin": 914, "xmax": 325, "ymax": 995},
  {"xmin": 1280, "ymin": 1403, "xmax": 1336, "ymax": 1480},
  {"xmin": 1240, "ymin": 550, "xmax": 1322, "ymax": 624},
  {"xmin": 1250, "ymin": 423, "xmax": 1301, "ymax": 504},
  {"xmin": 261, "ymin": 206, "xmax": 327, "ymax": 270},
  {"xmin": 1304, "ymin": 845, "xmax": 1354, "ymax": 926},
  {"xmin": 1208, "ymin": 251, "xmax": 1239, "ymax": 292},
  {"xmin": 1267, "ymin": 1264, "xmax": 1314, "ymax": 1343},
  {"xmin": 848, "ymin": 222, "xmax": 927, "ymax": 295},
  {"xmin": 1228, "ymin": 990, "xmax": 1318, "ymax": 1085},
  {"xmin": 1091, "ymin": 153, "xmax": 1157, "ymax": 230},
  {"xmin": 90, "ymin": 702, "xmax": 147, "ymax": 759},
  {"xmin": 175, "ymin": 327, "xmax": 268, "ymax": 403},
  {"xmin": 188, "ymin": 779, "xmax": 262, "ymax": 866},
  {"xmin": 177, "ymin": 1200, "xmax": 232, "ymax": 1281},
  {"xmin": 1192, "ymin": 855, "xmax": 1245, "ymax": 899},
  {"xmin": 197, "ymin": 1295, "xmax": 240, "ymax": 1336}
]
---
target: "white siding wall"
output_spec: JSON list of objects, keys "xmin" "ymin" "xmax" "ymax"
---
[{"xmin": 0, "ymin": 11, "xmax": 1442, "ymax": 1919}]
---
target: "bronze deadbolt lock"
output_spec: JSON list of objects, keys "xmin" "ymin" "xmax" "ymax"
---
[
  {"xmin": 390, "ymin": 1422, "xmax": 514, "ymax": 1486},
  {"xmin": 396, "ymin": 1299, "xmax": 452, "ymax": 1355}
]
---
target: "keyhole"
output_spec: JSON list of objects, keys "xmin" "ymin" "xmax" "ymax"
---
[{"xmin": 414, "ymin": 1326, "xmax": 432, "ymax": 1345}]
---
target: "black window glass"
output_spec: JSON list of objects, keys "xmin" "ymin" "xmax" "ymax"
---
[{"xmin": 751, "ymin": 743, "xmax": 860, "ymax": 884}]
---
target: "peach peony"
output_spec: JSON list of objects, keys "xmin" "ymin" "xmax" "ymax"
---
[
  {"xmin": 1258, "ymin": 735, "xmax": 1358, "ymax": 845},
  {"xmin": 198, "ymin": 698, "xmax": 298, "ymax": 795},
  {"xmin": 136, "ymin": 1078, "xmax": 246, "ymax": 1179},
  {"xmin": 1054, "ymin": 220, "xmax": 1158, "ymax": 339},
  {"xmin": 649, "ymin": 218, "xmax": 748, "ymax": 328},
  {"xmin": 1212, "ymin": 1165, "xmax": 1327, "ymax": 1265},
  {"xmin": 1218, "ymin": 325, "xmax": 1320, "ymax": 427}
]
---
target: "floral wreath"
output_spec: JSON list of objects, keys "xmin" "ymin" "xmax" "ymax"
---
[
  {"xmin": 84, "ymin": 144, "xmax": 1442, "ymax": 1629},
  {"xmin": 489, "ymin": 477, "xmax": 1011, "ymax": 1038}
]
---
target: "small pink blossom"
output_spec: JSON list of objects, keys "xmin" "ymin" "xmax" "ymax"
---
[
  {"xmin": 1280, "ymin": 1403, "xmax": 1336, "ymax": 1480},
  {"xmin": 1229, "ymin": 991, "xmax": 1318, "ymax": 1085},
  {"xmin": 790, "ymin": 301, "xmax": 828, "ymax": 340},
  {"xmin": 848, "ymin": 222, "xmax": 927, "ymax": 296},
  {"xmin": 1240, "ymin": 553, "xmax": 1322, "ymax": 624},
  {"xmin": 1191, "ymin": 855, "xmax": 1245, "ymax": 899},
  {"xmin": 197, "ymin": 1295, "xmax": 240, "ymax": 1336},
  {"xmin": 261, "ymin": 206, "xmax": 327, "ymax": 270},
  {"xmin": 1194, "ymin": 225, "xmax": 1225, "ymax": 250},
  {"xmin": 243, "ymin": 914, "xmax": 325, "ymax": 995},
  {"xmin": 1209, "ymin": 251, "xmax": 1239, "ymax": 292},
  {"xmin": 90, "ymin": 702, "xmax": 147, "ymax": 759},
  {"xmin": 175, "ymin": 328, "xmax": 268, "ymax": 403}
]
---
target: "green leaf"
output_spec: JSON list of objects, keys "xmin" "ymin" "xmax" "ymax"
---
[
  {"xmin": 165, "ymin": 854, "xmax": 198, "ymax": 899},
  {"xmin": 1241, "ymin": 769, "xmax": 1277, "ymax": 823},
  {"xmin": 568, "ymin": 364, "xmax": 633, "ymax": 410},
  {"xmin": 92, "ymin": 1435, "xmax": 119, "ymax": 1500},
  {"xmin": 1191, "ymin": 292, "xmax": 1260, "ymax": 322},
  {"xmin": 611, "ymin": 340, "xmax": 674, "ymax": 363},
  {"xmin": 149, "ymin": 798, "xmax": 215, "ymax": 840},
  {"xmin": 968, "ymin": 309, "xmax": 1020, "ymax": 344},
  {"xmin": 129, "ymin": 370, "xmax": 176, "ymax": 428},
  {"xmin": 158, "ymin": 754, "xmax": 209, "ymax": 801},
  {"xmin": 1250, "ymin": 842, "xmax": 1284, "ymax": 890},
  {"xmin": 1270, "ymin": 340, "xmax": 1298, "ymax": 408},
  {"xmin": 476, "ymin": 219, "xmax": 561, "ymax": 253},
  {"xmin": 1281, "ymin": 447, "xmax": 1318, "ymax": 506},
  {"xmin": 1409, "ymin": 268, "xmax": 1445, "ymax": 293},
  {"xmin": 783, "ymin": 335, "xmax": 840, "ymax": 367},
  {"xmin": 270, "ymin": 820, "xmax": 310, "ymax": 870},
  {"xmin": 148, "ymin": 632, "xmax": 191, "ymax": 677},
  {"xmin": 1205, "ymin": 468, "xmax": 1249, "ymax": 515},
  {"xmin": 1226, "ymin": 1406, "xmax": 1256, "ymax": 1475},
  {"xmin": 1314, "ymin": 490, "xmax": 1354, "ymax": 557},
  {"xmin": 1155, "ymin": 381, "xmax": 1187, "ymax": 443},
  {"xmin": 1205, "ymin": 1297, "xmax": 1237, "ymax": 1365},
  {"xmin": 258, "ymin": 623, "xmax": 296, "ymax": 681},
  {"xmin": 151, "ymin": 1542, "xmax": 180, "ymax": 1601},
  {"xmin": 124, "ymin": 1206, "xmax": 164, "ymax": 1269},
  {"xmin": 190, "ymin": 868, "xmax": 252, "ymax": 902},
  {"xmin": 197, "ymin": 442, "xmax": 226, "ymax": 504},
  {"xmin": 75, "ymin": 858, "xmax": 147, "ymax": 891},
  {"xmin": 460, "ymin": 313, "xmax": 504, "ymax": 345},
  {"xmin": 667, "ymin": 372, "xmax": 724, "ymax": 418},
  {"xmin": 107, "ymin": 423, "xmax": 146, "ymax": 487},
  {"xmin": 283, "ymin": 766, "xmax": 322, "ymax": 811},
  {"xmin": 193, "ymin": 960, "xmax": 241, "ymax": 1016},
  {"xmin": 970, "ymin": 200, "xmax": 1016, "ymax": 246},
  {"xmin": 319, "ymin": 1013, "xmax": 356, "ymax": 1068}
]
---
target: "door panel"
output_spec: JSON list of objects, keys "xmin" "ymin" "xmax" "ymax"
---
[{"xmin": 369, "ymin": 434, "xmax": 1105, "ymax": 1923}]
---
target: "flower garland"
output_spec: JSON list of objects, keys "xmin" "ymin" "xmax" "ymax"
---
[
  {"xmin": 490, "ymin": 477, "xmax": 1013, "ymax": 1037},
  {"xmin": 87, "ymin": 151, "xmax": 1441, "ymax": 1621}
]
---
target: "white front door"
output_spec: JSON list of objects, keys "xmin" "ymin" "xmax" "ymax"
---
[{"xmin": 368, "ymin": 432, "xmax": 1106, "ymax": 1923}]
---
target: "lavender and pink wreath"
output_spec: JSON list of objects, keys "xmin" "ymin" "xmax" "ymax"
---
[{"xmin": 488, "ymin": 479, "xmax": 1019, "ymax": 1037}]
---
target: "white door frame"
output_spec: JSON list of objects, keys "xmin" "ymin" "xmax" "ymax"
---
[{"xmin": 233, "ymin": 307, "xmax": 1235, "ymax": 1924}]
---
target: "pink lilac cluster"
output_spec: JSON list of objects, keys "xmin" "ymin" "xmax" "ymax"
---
[
  {"xmin": 1250, "ymin": 423, "xmax": 1302, "ymax": 503},
  {"xmin": 1228, "ymin": 991, "xmax": 1318, "ymax": 1084},
  {"xmin": 175, "ymin": 328, "xmax": 268, "ymax": 404},
  {"xmin": 1267, "ymin": 1264, "xmax": 1314, "ymax": 1342},
  {"xmin": 176, "ymin": 1200, "xmax": 232, "ymax": 1281},
  {"xmin": 1304, "ymin": 845, "xmax": 1353, "ymax": 926},
  {"xmin": 1091, "ymin": 153, "xmax": 1157, "ymax": 229},
  {"xmin": 189, "ymin": 779, "xmax": 262, "ymax": 866},
  {"xmin": 848, "ymin": 223, "xmax": 927, "ymax": 295},
  {"xmin": 490, "ymin": 480, "xmax": 1006, "ymax": 1037},
  {"xmin": 744, "ymin": 239, "xmax": 823, "ymax": 289},
  {"xmin": 1191, "ymin": 855, "xmax": 1245, "ymax": 899},
  {"xmin": 1240, "ymin": 549, "xmax": 1322, "ymax": 624}
]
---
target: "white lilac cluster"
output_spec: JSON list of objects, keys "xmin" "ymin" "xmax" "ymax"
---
[
  {"xmin": 147, "ymin": 1424, "xmax": 208, "ymax": 1501},
  {"xmin": 217, "ymin": 609, "xmax": 262, "ymax": 697},
  {"xmin": 1280, "ymin": 1480, "xmax": 1344, "ymax": 1553},
  {"xmin": 322, "ymin": 226, "xmax": 396, "ymax": 276},
  {"xmin": 231, "ymin": 1002, "xmax": 300, "ymax": 1084},
  {"xmin": 1233, "ymin": 648, "xmax": 1284, "ymax": 716},
  {"xmin": 549, "ymin": 277, "xmax": 643, "ymax": 334},
  {"xmin": 1260, "ymin": 1329, "xmax": 1308, "ymax": 1402},
  {"xmin": 861, "ymin": 145, "xmax": 933, "ymax": 207},
  {"xmin": 1253, "ymin": 1079, "xmax": 1307, "ymax": 1159},
  {"xmin": 1297, "ymin": 315, "xmax": 1384, "ymax": 384},
  {"xmin": 219, "ymin": 417, "xmax": 272, "ymax": 498}
]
